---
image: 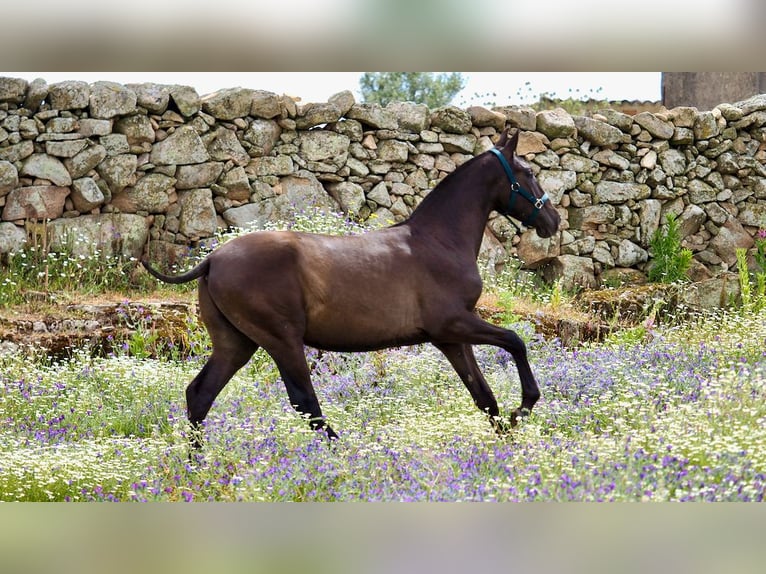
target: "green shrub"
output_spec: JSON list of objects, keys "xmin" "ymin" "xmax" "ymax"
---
[{"xmin": 648, "ymin": 213, "xmax": 692, "ymax": 284}]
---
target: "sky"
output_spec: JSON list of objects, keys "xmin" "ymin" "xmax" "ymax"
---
[{"xmin": 7, "ymin": 72, "xmax": 662, "ymax": 107}]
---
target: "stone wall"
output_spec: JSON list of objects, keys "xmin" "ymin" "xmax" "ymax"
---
[{"xmin": 0, "ymin": 76, "xmax": 765, "ymax": 288}]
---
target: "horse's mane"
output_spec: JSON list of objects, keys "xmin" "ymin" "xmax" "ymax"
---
[{"xmin": 404, "ymin": 149, "xmax": 490, "ymax": 221}]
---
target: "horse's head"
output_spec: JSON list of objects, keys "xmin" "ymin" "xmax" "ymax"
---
[{"xmin": 489, "ymin": 129, "xmax": 560, "ymax": 238}]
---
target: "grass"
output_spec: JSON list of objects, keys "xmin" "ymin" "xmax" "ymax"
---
[
  {"xmin": 1, "ymin": 303, "xmax": 764, "ymax": 501},
  {"xmin": 1, "ymin": 211, "xmax": 765, "ymax": 501}
]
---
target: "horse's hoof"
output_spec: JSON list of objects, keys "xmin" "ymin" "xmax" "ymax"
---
[{"xmin": 510, "ymin": 407, "xmax": 532, "ymax": 427}]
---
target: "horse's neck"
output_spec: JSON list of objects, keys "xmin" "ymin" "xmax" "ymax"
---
[{"xmin": 406, "ymin": 175, "xmax": 494, "ymax": 257}]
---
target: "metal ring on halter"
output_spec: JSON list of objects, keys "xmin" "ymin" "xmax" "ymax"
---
[{"xmin": 510, "ymin": 181, "xmax": 520, "ymax": 191}]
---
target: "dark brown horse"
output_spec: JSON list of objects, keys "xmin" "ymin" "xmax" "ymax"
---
[{"xmin": 142, "ymin": 129, "xmax": 560, "ymax": 445}]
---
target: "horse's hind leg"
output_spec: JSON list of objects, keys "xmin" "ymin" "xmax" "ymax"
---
[
  {"xmin": 434, "ymin": 343, "xmax": 505, "ymax": 432},
  {"xmin": 263, "ymin": 340, "xmax": 338, "ymax": 440},
  {"xmin": 187, "ymin": 279, "xmax": 257, "ymax": 448}
]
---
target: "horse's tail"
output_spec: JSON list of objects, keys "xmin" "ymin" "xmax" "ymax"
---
[{"xmin": 141, "ymin": 258, "xmax": 210, "ymax": 285}]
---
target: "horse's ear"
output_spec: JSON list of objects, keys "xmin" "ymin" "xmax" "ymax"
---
[
  {"xmin": 497, "ymin": 128, "xmax": 519, "ymax": 155},
  {"xmin": 506, "ymin": 129, "xmax": 519, "ymax": 155},
  {"xmin": 496, "ymin": 128, "xmax": 509, "ymax": 147}
]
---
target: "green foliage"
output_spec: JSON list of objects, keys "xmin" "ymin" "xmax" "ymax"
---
[
  {"xmin": 0, "ymin": 222, "xmax": 153, "ymax": 305},
  {"xmin": 359, "ymin": 72, "xmax": 465, "ymax": 108},
  {"xmin": 648, "ymin": 213, "xmax": 692, "ymax": 284},
  {"xmin": 736, "ymin": 239, "xmax": 766, "ymax": 311}
]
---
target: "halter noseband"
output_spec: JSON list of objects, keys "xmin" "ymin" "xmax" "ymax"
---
[{"xmin": 488, "ymin": 147, "xmax": 549, "ymax": 227}]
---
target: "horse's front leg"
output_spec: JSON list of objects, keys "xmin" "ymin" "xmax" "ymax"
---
[
  {"xmin": 433, "ymin": 342, "xmax": 505, "ymax": 433},
  {"xmin": 435, "ymin": 314, "xmax": 541, "ymax": 427}
]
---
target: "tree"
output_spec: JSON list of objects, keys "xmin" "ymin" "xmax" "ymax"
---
[{"xmin": 359, "ymin": 72, "xmax": 466, "ymax": 108}]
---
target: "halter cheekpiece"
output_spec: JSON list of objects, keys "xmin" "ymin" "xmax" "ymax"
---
[{"xmin": 488, "ymin": 147, "xmax": 549, "ymax": 227}]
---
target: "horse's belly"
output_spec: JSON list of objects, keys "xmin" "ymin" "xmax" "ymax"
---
[{"xmin": 303, "ymin": 298, "xmax": 426, "ymax": 352}]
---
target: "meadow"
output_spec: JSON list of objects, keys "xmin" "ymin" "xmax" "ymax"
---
[{"xmin": 1, "ymin": 212, "xmax": 765, "ymax": 502}]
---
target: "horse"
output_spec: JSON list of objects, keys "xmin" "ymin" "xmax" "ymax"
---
[{"xmin": 142, "ymin": 129, "xmax": 561, "ymax": 446}]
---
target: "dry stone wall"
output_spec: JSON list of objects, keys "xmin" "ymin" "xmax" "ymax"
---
[{"xmin": 1, "ymin": 76, "xmax": 765, "ymax": 288}]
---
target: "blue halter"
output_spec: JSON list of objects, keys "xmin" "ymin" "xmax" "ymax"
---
[{"xmin": 488, "ymin": 147, "xmax": 549, "ymax": 227}]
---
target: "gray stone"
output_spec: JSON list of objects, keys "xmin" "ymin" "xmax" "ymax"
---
[
  {"xmin": 659, "ymin": 149, "xmax": 686, "ymax": 176},
  {"xmin": 78, "ymin": 119, "xmax": 112, "ymax": 137},
  {"xmin": 114, "ymin": 114, "xmax": 155, "ymax": 145},
  {"xmin": 243, "ymin": 119, "xmax": 281, "ymax": 157},
  {"xmin": 347, "ymin": 103, "xmax": 398, "ymax": 130},
  {"xmin": 536, "ymin": 108, "xmax": 576, "ymax": 139},
  {"xmin": 592, "ymin": 245, "xmax": 614, "ymax": 267},
  {"xmin": 100, "ymin": 134, "xmax": 130, "ymax": 156},
  {"xmin": 250, "ymin": 90, "xmax": 281, "ymax": 119},
  {"xmin": 560, "ymin": 153, "xmax": 598, "ymax": 173},
  {"xmin": 467, "ymin": 106, "xmax": 506, "ymax": 131},
  {"xmin": 734, "ymin": 93, "xmax": 766, "ymax": 115},
  {"xmin": 47, "ymin": 81, "xmax": 90, "ymax": 110},
  {"xmin": 367, "ymin": 181, "xmax": 392, "ymax": 208},
  {"xmin": 246, "ymin": 156, "xmax": 294, "ymax": 176},
  {"xmin": 326, "ymin": 181, "xmax": 366, "ymax": 216},
  {"xmin": 632, "ymin": 112, "xmax": 674, "ymax": 139},
  {"xmin": 592, "ymin": 150, "xmax": 630, "ymax": 170},
  {"xmin": 2, "ymin": 186, "xmax": 70, "ymax": 221},
  {"xmin": 0, "ymin": 161, "xmax": 18, "ymax": 197},
  {"xmin": 176, "ymin": 162, "xmax": 224, "ymax": 190},
  {"xmin": 0, "ymin": 140, "xmax": 34, "ymax": 163},
  {"xmin": 43, "ymin": 137, "xmax": 87, "ymax": 159},
  {"xmin": 333, "ymin": 119, "xmax": 364, "ymax": 142},
  {"xmin": 206, "ymin": 127, "xmax": 249, "ymax": 166},
  {"xmin": 127, "ymin": 83, "xmax": 171, "ymax": 113},
  {"xmin": 493, "ymin": 106, "xmax": 537, "ymax": 131},
  {"xmin": 688, "ymin": 179, "xmax": 717, "ymax": 203},
  {"xmin": 70, "ymin": 177, "xmax": 105, "ymax": 212},
  {"xmin": 219, "ymin": 166, "xmax": 251, "ymax": 201},
  {"xmin": 538, "ymin": 170, "xmax": 575, "ymax": 204},
  {"xmin": 64, "ymin": 144, "xmax": 107, "ymax": 179},
  {"xmin": 710, "ymin": 218, "xmax": 755, "ymax": 267},
  {"xmin": 168, "ymin": 85, "xmax": 201, "ymax": 117},
  {"xmin": 112, "ymin": 173, "xmax": 175, "ymax": 213},
  {"xmin": 295, "ymin": 103, "xmax": 342, "ymax": 129},
  {"xmin": 223, "ymin": 173, "xmax": 339, "ymax": 228},
  {"xmin": 0, "ymin": 77, "xmax": 28, "ymax": 103},
  {"xmin": 150, "ymin": 126, "xmax": 210, "ymax": 165},
  {"xmin": 517, "ymin": 132, "xmax": 549, "ymax": 155},
  {"xmin": 377, "ymin": 139, "xmax": 409, "ymax": 162},
  {"xmin": 542, "ymin": 255, "xmax": 597, "ymax": 289},
  {"xmin": 679, "ymin": 273, "xmax": 741, "ymax": 309},
  {"xmin": 516, "ymin": 229, "xmax": 560, "ymax": 268},
  {"xmin": 616, "ymin": 239, "xmax": 648, "ymax": 267},
  {"xmin": 639, "ymin": 199, "xmax": 662, "ymax": 247},
  {"xmin": 179, "ymin": 188, "xmax": 217, "ymax": 239},
  {"xmin": 89, "ymin": 82, "xmax": 137, "ymax": 119},
  {"xmin": 677, "ymin": 204, "xmax": 707, "ymax": 238},
  {"xmin": 737, "ymin": 203, "xmax": 766, "ymax": 227},
  {"xmin": 439, "ymin": 133, "xmax": 476, "ymax": 154},
  {"xmin": 346, "ymin": 157, "xmax": 369, "ymax": 177},
  {"xmin": 430, "ymin": 106, "xmax": 472, "ymax": 134},
  {"xmin": 594, "ymin": 181, "xmax": 650, "ymax": 204},
  {"xmin": 387, "ymin": 101, "xmax": 430, "ymax": 133},
  {"xmin": 568, "ymin": 205, "xmax": 615, "ymax": 228},
  {"xmin": 299, "ymin": 131, "xmax": 350, "ymax": 165},
  {"xmin": 694, "ymin": 111, "xmax": 720, "ymax": 139},
  {"xmin": 594, "ymin": 109, "xmax": 633, "ymax": 132},
  {"xmin": 0, "ymin": 221, "xmax": 26, "ymax": 254},
  {"xmin": 328, "ymin": 90, "xmax": 355, "ymax": 115},
  {"xmin": 200, "ymin": 87, "xmax": 254, "ymax": 120},
  {"xmin": 96, "ymin": 154, "xmax": 137, "ymax": 194},
  {"xmin": 573, "ymin": 116, "xmax": 626, "ymax": 146},
  {"xmin": 20, "ymin": 154, "xmax": 72, "ymax": 186},
  {"xmin": 48, "ymin": 213, "xmax": 149, "ymax": 259}
]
